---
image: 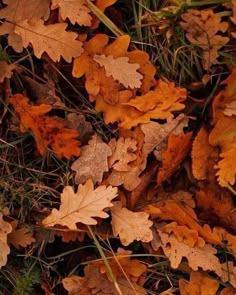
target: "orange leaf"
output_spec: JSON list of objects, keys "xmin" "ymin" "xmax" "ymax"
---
[
  {"xmin": 8, "ymin": 220, "xmax": 35, "ymax": 249},
  {"xmin": 157, "ymin": 132, "xmax": 192, "ymax": 184},
  {"xmin": 9, "ymin": 94, "xmax": 80, "ymax": 159}
]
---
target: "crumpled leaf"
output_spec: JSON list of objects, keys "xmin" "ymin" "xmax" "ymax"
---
[
  {"xmin": 14, "ymin": 19, "xmax": 83, "ymax": 62},
  {"xmin": 0, "ymin": 61, "xmax": 15, "ymax": 82},
  {"xmin": 158, "ymin": 231, "xmax": 222, "ymax": 276},
  {"xmin": 141, "ymin": 114, "xmax": 188, "ymax": 159},
  {"xmin": 180, "ymin": 9, "xmax": 229, "ymax": 69},
  {"xmin": 111, "ymin": 201, "xmax": 153, "ymax": 246},
  {"xmin": 71, "ymin": 134, "xmax": 112, "ymax": 184},
  {"xmin": 42, "ymin": 179, "xmax": 118, "ymax": 229},
  {"xmin": 9, "ymin": 94, "xmax": 80, "ymax": 159},
  {"xmin": 7, "ymin": 220, "xmax": 35, "ymax": 249},
  {"xmin": 93, "ymin": 54, "xmax": 143, "ymax": 89},
  {"xmin": 0, "ymin": 213, "xmax": 12, "ymax": 269},
  {"xmin": 179, "ymin": 271, "xmax": 219, "ymax": 295},
  {"xmin": 51, "ymin": 0, "xmax": 92, "ymax": 26},
  {"xmin": 108, "ymin": 137, "xmax": 137, "ymax": 171},
  {"xmin": 157, "ymin": 132, "xmax": 193, "ymax": 184}
]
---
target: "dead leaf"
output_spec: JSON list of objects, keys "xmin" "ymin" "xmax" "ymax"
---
[
  {"xmin": 8, "ymin": 220, "xmax": 35, "ymax": 249},
  {"xmin": 15, "ymin": 19, "xmax": 83, "ymax": 62},
  {"xmin": 179, "ymin": 271, "xmax": 219, "ymax": 295},
  {"xmin": 111, "ymin": 201, "xmax": 153, "ymax": 246},
  {"xmin": 71, "ymin": 134, "xmax": 112, "ymax": 184},
  {"xmin": 158, "ymin": 231, "xmax": 222, "ymax": 276},
  {"xmin": 0, "ymin": 61, "xmax": 15, "ymax": 82},
  {"xmin": 42, "ymin": 179, "xmax": 118, "ymax": 229},
  {"xmin": 0, "ymin": 213, "xmax": 12, "ymax": 269},
  {"xmin": 93, "ymin": 54, "xmax": 143, "ymax": 89},
  {"xmin": 220, "ymin": 262, "xmax": 236, "ymax": 288}
]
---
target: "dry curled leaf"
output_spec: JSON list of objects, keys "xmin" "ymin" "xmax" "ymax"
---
[
  {"xmin": 111, "ymin": 201, "xmax": 153, "ymax": 246},
  {"xmin": 0, "ymin": 213, "xmax": 12, "ymax": 269},
  {"xmin": 180, "ymin": 9, "xmax": 229, "ymax": 69},
  {"xmin": 9, "ymin": 94, "xmax": 80, "ymax": 159},
  {"xmin": 8, "ymin": 220, "xmax": 35, "ymax": 249},
  {"xmin": 42, "ymin": 179, "xmax": 118, "ymax": 229},
  {"xmin": 0, "ymin": 61, "xmax": 15, "ymax": 82},
  {"xmin": 71, "ymin": 134, "xmax": 112, "ymax": 184}
]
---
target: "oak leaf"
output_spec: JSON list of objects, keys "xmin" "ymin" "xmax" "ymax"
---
[
  {"xmin": 0, "ymin": 213, "xmax": 12, "ymax": 269},
  {"xmin": 157, "ymin": 132, "xmax": 193, "ymax": 184},
  {"xmin": 224, "ymin": 101, "xmax": 236, "ymax": 116},
  {"xmin": 0, "ymin": 61, "xmax": 15, "ymax": 82},
  {"xmin": 180, "ymin": 9, "xmax": 229, "ymax": 69},
  {"xmin": 141, "ymin": 114, "xmax": 188, "ymax": 159},
  {"xmin": 71, "ymin": 134, "xmax": 112, "ymax": 184},
  {"xmin": 42, "ymin": 179, "xmax": 118, "ymax": 229},
  {"xmin": 93, "ymin": 54, "xmax": 143, "ymax": 89},
  {"xmin": 111, "ymin": 201, "xmax": 153, "ymax": 246},
  {"xmin": 51, "ymin": 0, "xmax": 92, "ymax": 26},
  {"xmin": 158, "ymin": 231, "xmax": 222, "ymax": 276},
  {"xmin": 179, "ymin": 271, "xmax": 219, "ymax": 295},
  {"xmin": 7, "ymin": 220, "xmax": 35, "ymax": 249},
  {"xmin": 220, "ymin": 262, "xmax": 236, "ymax": 288},
  {"xmin": 14, "ymin": 19, "xmax": 83, "ymax": 62},
  {"xmin": 9, "ymin": 94, "xmax": 80, "ymax": 159}
]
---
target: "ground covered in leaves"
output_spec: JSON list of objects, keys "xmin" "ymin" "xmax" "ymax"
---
[{"xmin": 0, "ymin": 0, "xmax": 236, "ymax": 294}]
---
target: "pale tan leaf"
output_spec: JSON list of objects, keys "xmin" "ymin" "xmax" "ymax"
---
[
  {"xmin": 42, "ymin": 179, "xmax": 118, "ymax": 229},
  {"xmin": 0, "ymin": 213, "xmax": 12, "ymax": 269},
  {"xmin": 51, "ymin": 0, "xmax": 92, "ymax": 26},
  {"xmin": 224, "ymin": 101, "xmax": 236, "ymax": 116},
  {"xmin": 7, "ymin": 220, "xmax": 35, "ymax": 249},
  {"xmin": 141, "ymin": 114, "xmax": 188, "ymax": 159},
  {"xmin": 158, "ymin": 231, "xmax": 222, "ymax": 276},
  {"xmin": 108, "ymin": 137, "xmax": 137, "ymax": 171},
  {"xmin": 111, "ymin": 202, "xmax": 153, "ymax": 246},
  {"xmin": 108, "ymin": 167, "xmax": 141, "ymax": 191},
  {"xmin": 220, "ymin": 262, "xmax": 236, "ymax": 288},
  {"xmin": 14, "ymin": 19, "xmax": 83, "ymax": 62},
  {"xmin": 93, "ymin": 54, "xmax": 143, "ymax": 89},
  {"xmin": 71, "ymin": 135, "xmax": 112, "ymax": 184},
  {"xmin": 0, "ymin": 61, "xmax": 15, "ymax": 82}
]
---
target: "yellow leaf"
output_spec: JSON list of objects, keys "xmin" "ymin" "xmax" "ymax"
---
[
  {"xmin": 111, "ymin": 201, "xmax": 153, "ymax": 246},
  {"xmin": 42, "ymin": 179, "xmax": 118, "ymax": 229}
]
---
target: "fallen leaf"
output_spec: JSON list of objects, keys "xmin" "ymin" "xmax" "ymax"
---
[
  {"xmin": 42, "ymin": 179, "xmax": 118, "ymax": 229},
  {"xmin": 220, "ymin": 262, "xmax": 236, "ymax": 288},
  {"xmin": 179, "ymin": 271, "xmax": 219, "ymax": 295},
  {"xmin": 0, "ymin": 213, "xmax": 12, "ymax": 269},
  {"xmin": 71, "ymin": 134, "xmax": 112, "ymax": 184},
  {"xmin": 111, "ymin": 201, "xmax": 153, "ymax": 246},
  {"xmin": 8, "ymin": 220, "xmax": 35, "ymax": 249},
  {"xmin": 0, "ymin": 61, "xmax": 15, "ymax": 82}
]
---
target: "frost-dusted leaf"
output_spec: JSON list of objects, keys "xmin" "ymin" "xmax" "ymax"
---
[
  {"xmin": 42, "ymin": 179, "xmax": 118, "ymax": 229},
  {"xmin": 141, "ymin": 114, "xmax": 188, "ymax": 159},
  {"xmin": 108, "ymin": 137, "xmax": 137, "ymax": 171},
  {"xmin": 94, "ymin": 54, "xmax": 143, "ymax": 89},
  {"xmin": 111, "ymin": 202, "xmax": 153, "ymax": 246},
  {"xmin": 180, "ymin": 9, "xmax": 229, "ymax": 69},
  {"xmin": 8, "ymin": 220, "xmax": 35, "ymax": 249},
  {"xmin": 179, "ymin": 271, "xmax": 219, "ymax": 295},
  {"xmin": 108, "ymin": 167, "xmax": 141, "ymax": 191},
  {"xmin": 0, "ymin": 213, "xmax": 12, "ymax": 269},
  {"xmin": 216, "ymin": 145, "xmax": 236, "ymax": 187},
  {"xmin": 224, "ymin": 101, "xmax": 236, "ymax": 116},
  {"xmin": 71, "ymin": 134, "xmax": 112, "ymax": 184},
  {"xmin": 220, "ymin": 262, "xmax": 236, "ymax": 288},
  {"xmin": 157, "ymin": 132, "xmax": 192, "ymax": 184},
  {"xmin": 9, "ymin": 94, "xmax": 80, "ymax": 159},
  {"xmin": 158, "ymin": 231, "xmax": 222, "ymax": 276},
  {"xmin": 14, "ymin": 19, "xmax": 83, "ymax": 62},
  {"xmin": 0, "ymin": 61, "xmax": 15, "ymax": 83},
  {"xmin": 51, "ymin": 0, "xmax": 92, "ymax": 26}
]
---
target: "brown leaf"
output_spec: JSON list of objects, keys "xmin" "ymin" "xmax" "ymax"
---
[
  {"xmin": 0, "ymin": 61, "xmax": 15, "ymax": 82},
  {"xmin": 111, "ymin": 201, "xmax": 153, "ymax": 246},
  {"xmin": 0, "ymin": 213, "xmax": 12, "ymax": 269},
  {"xmin": 71, "ymin": 134, "xmax": 112, "ymax": 184},
  {"xmin": 42, "ymin": 179, "xmax": 118, "ymax": 229},
  {"xmin": 8, "ymin": 220, "xmax": 35, "ymax": 249}
]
